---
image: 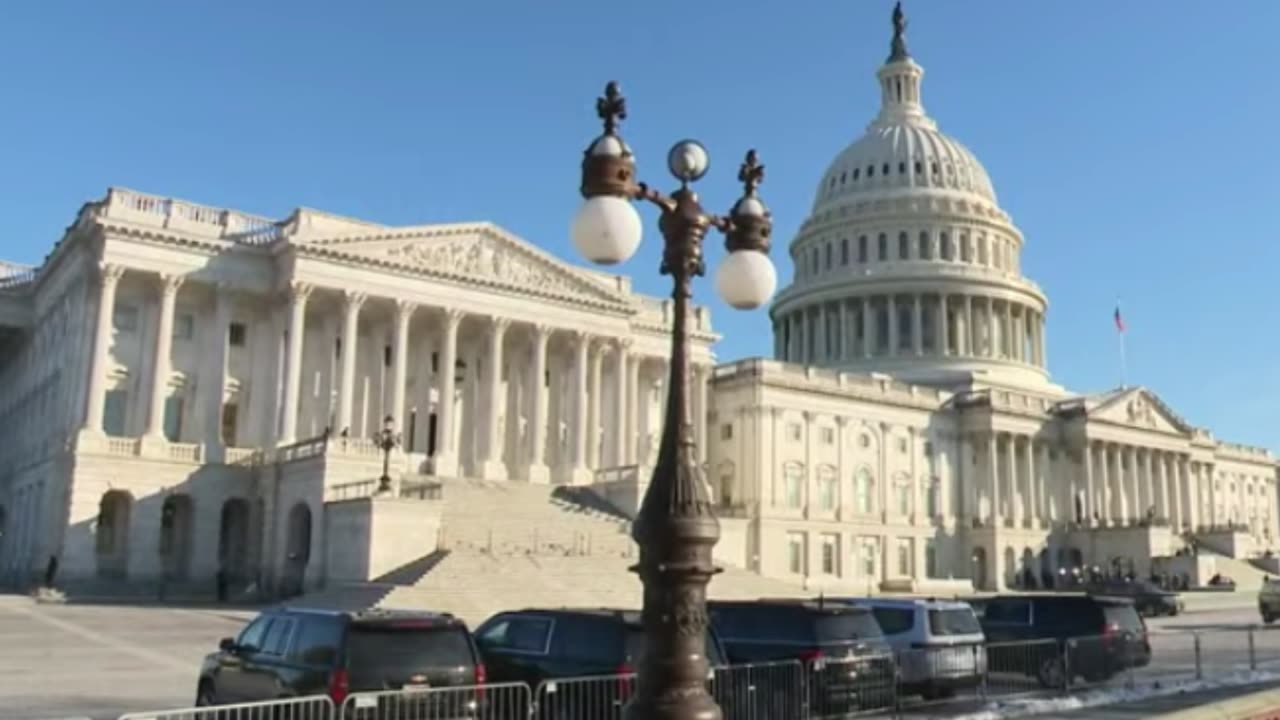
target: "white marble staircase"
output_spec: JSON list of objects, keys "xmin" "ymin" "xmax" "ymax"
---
[{"xmin": 296, "ymin": 477, "xmax": 805, "ymax": 626}]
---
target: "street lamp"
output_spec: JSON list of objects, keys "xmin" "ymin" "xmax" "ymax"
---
[
  {"xmin": 571, "ymin": 81, "xmax": 776, "ymax": 720},
  {"xmin": 376, "ymin": 414, "xmax": 400, "ymax": 494}
]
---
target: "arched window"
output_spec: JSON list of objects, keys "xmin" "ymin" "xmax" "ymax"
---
[
  {"xmin": 784, "ymin": 462, "xmax": 804, "ymax": 509},
  {"xmin": 918, "ymin": 231, "xmax": 931, "ymax": 260},
  {"xmin": 841, "ymin": 238, "xmax": 850, "ymax": 265},
  {"xmin": 960, "ymin": 233, "xmax": 971, "ymax": 262},
  {"xmin": 898, "ymin": 232, "xmax": 910, "ymax": 260},
  {"xmin": 717, "ymin": 461, "xmax": 736, "ymax": 506},
  {"xmin": 855, "ymin": 469, "xmax": 876, "ymax": 514},
  {"xmin": 940, "ymin": 232, "xmax": 953, "ymax": 261},
  {"xmin": 818, "ymin": 466, "xmax": 838, "ymax": 511},
  {"xmin": 877, "ymin": 233, "xmax": 888, "ymax": 261},
  {"xmin": 858, "ymin": 236, "xmax": 868, "ymax": 263},
  {"xmin": 824, "ymin": 243, "xmax": 833, "ymax": 270}
]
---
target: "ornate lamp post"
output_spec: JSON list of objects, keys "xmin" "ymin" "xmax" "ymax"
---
[
  {"xmin": 375, "ymin": 414, "xmax": 400, "ymax": 493},
  {"xmin": 570, "ymin": 81, "xmax": 777, "ymax": 720}
]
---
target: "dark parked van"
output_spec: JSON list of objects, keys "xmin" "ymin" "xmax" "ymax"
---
[
  {"xmin": 708, "ymin": 599, "xmax": 895, "ymax": 715},
  {"xmin": 196, "ymin": 607, "xmax": 485, "ymax": 714},
  {"xmin": 978, "ymin": 594, "xmax": 1151, "ymax": 688}
]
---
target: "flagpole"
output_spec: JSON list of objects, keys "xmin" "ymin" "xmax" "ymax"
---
[{"xmin": 1119, "ymin": 329, "xmax": 1128, "ymax": 390}]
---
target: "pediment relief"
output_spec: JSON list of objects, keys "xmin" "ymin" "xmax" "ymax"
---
[
  {"xmin": 299, "ymin": 224, "xmax": 627, "ymax": 307},
  {"xmin": 1089, "ymin": 388, "xmax": 1189, "ymax": 435}
]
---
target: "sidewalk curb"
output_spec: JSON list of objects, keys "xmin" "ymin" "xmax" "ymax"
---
[{"xmin": 1154, "ymin": 687, "xmax": 1280, "ymax": 719}]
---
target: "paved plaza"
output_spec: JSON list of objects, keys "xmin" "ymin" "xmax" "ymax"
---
[
  {"xmin": 3, "ymin": 594, "xmax": 1280, "ymax": 720},
  {"xmin": 0, "ymin": 596, "xmax": 254, "ymax": 720}
]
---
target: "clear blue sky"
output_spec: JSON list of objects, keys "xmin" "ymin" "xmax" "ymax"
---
[{"xmin": 2, "ymin": 2, "xmax": 1277, "ymax": 450}]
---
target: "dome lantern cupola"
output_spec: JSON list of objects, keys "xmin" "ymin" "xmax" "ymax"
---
[{"xmin": 875, "ymin": 3, "xmax": 929, "ymax": 128}]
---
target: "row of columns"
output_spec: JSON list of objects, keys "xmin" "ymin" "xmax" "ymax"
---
[
  {"xmin": 80, "ymin": 265, "xmax": 715, "ymax": 481},
  {"xmin": 777, "ymin": 293, "xmax": 1045, "ymax": 368}
]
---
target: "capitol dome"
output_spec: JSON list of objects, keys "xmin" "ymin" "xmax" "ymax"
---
[{"xmin": 770, "ymin": 4, "xmax": 1052, "ymax": 390}]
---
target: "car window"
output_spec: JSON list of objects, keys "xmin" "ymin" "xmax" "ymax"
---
[
  {"xmin": 477, "ymin": 615, "xmax": 553, "ymax": 654},
  {"xmin": 347, "ymin": 625, "xmax": 475, "ymax": 672},
  {"xmin": 871, "ymin": 608, "xmax": 914, "ymax": 635},
  {"xmin": 928, "ymin": 608, "xmax": 982, "ymax": 636},
  {"xmin": 814, "ymin": 610, "xmax": 884, "ymax": 644},
  {"xmin": 291, "ymin": 617, "xmax": 344, "ymax": 666},
  {"xmin": 711, "ymin": 605, "xmax": 798, "ymax": 643},
  {"xmin": 549, "ymin": 615, "xmax": 623, "ymax": 665},
  {"xmin": 237, "ymin": 616, "xmax": 272, "ymax": 651},
  {"xmin": 1103, "ymin": 604, "xmax": 1144, "ymax": 633},
  {"xmin": 984, "ymin": 600, "xmax": 1030, "ymax": 624},
  {"xmin": 261, "ymin": 617, "xmax": 296, "ymax": 656}
]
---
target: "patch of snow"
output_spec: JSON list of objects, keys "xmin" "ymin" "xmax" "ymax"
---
[{"xmin": 951, "ymin": 670, "xmax": 1280, "ymax": 720}]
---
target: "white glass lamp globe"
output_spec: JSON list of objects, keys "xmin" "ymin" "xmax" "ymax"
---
[
  {"xmin": 716, "ymin": 250, "xmax": 777, "ymax": 310},
  {"xmin": 667, "ymin": 139, "xmax": 709, "ymax": 182},
  {"xmin": 571, "ymin": 195, "xmax": 643, "ymax": 265}
]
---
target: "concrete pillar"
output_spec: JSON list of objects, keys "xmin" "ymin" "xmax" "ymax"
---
[
  {"xmin": 479, "ymin": 317, "xmax": 509, "ymax": 480},
  {"xmin": 335, "ymin": 291, "xmax": 366, "ymax": 434},
  {"xmin": 391, "ymin": 300, "xmax": 415, "ymax": 428},
  {"xmin": 561, "ymin": 331, "xmax": 592, "ymax": 485},
  {"xmin": 588, "ymin": 340, "xmax": 604, "ymax": 469},
  {"xmin": 144, "ymin": 273, "xmax": 184, "ymax": 440},
  {"xmin": 433, "ymin": 309, "xmax": 464, "ymax": 477},
  {"xmin": 203, "ymin": 284, "xmax": 232, "ymax": 461},
  {"xmin": 83, "ymin": 263, "xmax": 126, "ymax": 434},
  {"xmin": 612, "ymin": 341, "xmax": 629, "ymax": 465},
  {"xmin": 526, "ymin": 324, "xmax": 552, "ymax": 483},
  {"xmin": 862, "ymin": 299, "xmax": 874, "ymax": 358},
  {"xmin": 279, "ymin": 283, "xmax": 312, "ymax": 444},
  {"xmin": 912, "ymin": 294, "xmax": 924, "ymax": 356}
]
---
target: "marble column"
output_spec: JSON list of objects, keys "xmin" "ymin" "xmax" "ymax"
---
[
  {"xmin": 588, "ymin": 340, "xmax": 604, "ymax": 468},
  {"xmin": 1003, "ymin": 303, "xmax": 1014, "ymax": 360},
  {"xmin": 1187, "ymin": 461, "xmax": 1201, "ymax": 530},
  {"xmin": 526, "ymin": 324, "xmax": 552, "ymax": 483},
  {"xmin": 612, "ymin": 341, "xmax": 629, "ymax": 465},
  {"xmin": 862, "ymin": 299, "xmax": 874, "ymax": 358},
  {"xmin": 1156, "ymin": 452, "xmax": 1170, "ymax": 520},
  {"xmin": 433, "ymin": 309, "xmax": 464, "ymax": 477},
  {"xmin": 84, "ymin": 263, "xmax": 126, "ymax": 434},
  {"xmin": 203, "ymin": 284, "xmax": 232, "ymax": 461},
  {"xmin": 912, "ymin": 295, "xmax": 924, "ymax": 355},
  {"xmin": 626, "ymin": 353, "xmax": 642, "ymax": 465},
  {"xmin": 694, "ymin": 363, "xmax": 710, "ymax": 465},
  {"xmin": 335, "ymin": 291, "xmax": 366, "ymax": 435},
  {"xmin": 1143, "ymin": 449, "xmax": 1156, "ymax": 520},
  {"xmin": 479, "ymin": 317, "xmax": 509, "ymax": 480},
  {"xmin": 144, "ymin": 273, "xmax": 184, "ymax": 440},
  {"xmin": 987, "ymin": 433, "xmax": 999, "ymax": 525},
  {"xmin": 938, "ymin": 295, "xmax": 950, "ymax": 356},
  {"xmin": 887, "ymin": 296, "xmax": 899, "ymax": 357},
  {"xmin": 1024, "ymin": 438, "xmax": 1037, "ymax": 527},
  {"xmin": 1039, "ymin": 442, "xmax": 1053, "ymax": 522},
  {"xmin": 816, "ymin": 304, "xmax": 828, "ymax": 361},
  {"xmin": 1006, "ymin": 434, "xmax": 1020, "ymax": 527},
  {"xmin": 1082, "ymin": 442, "xmax": 1095, "ymax": 525},
  {"xmin": 838, "ymin": 301, "xmax": 849, "ymax": 361},
  {"xmin": 391, "ymin": 300, "xmax": 415, "ymax": 428},
  {"xmin": 279, "ymin": 282, "xmax": 312, "ymax": 445},
  {"xmin": 561, "ymin": 331, "xmax": 592, "ymax": 485},
  {"xmin": 984, "ymin": 300, "xmax": 995, "ymax": 358}
]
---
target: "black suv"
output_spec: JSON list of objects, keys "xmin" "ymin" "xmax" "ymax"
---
[
  {"xmin": 474, "ymin": 608, "xmax": 737, "ymax": 720},
  {"xmin": 197, "ymin": 607, "xmax": 486, "ymax": 713},
  {"xmin": 978, "ymin": 594, "xmax": 1152, "ymax": 688},
  {"xmin": 708, "ymin": 599, "xmax": 895, "ymax": 716}
]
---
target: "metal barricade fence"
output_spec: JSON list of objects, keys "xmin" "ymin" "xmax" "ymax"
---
[
  {"xmin": 533, "ymin": 673, "xmax": 635, "ymax": 720},
  {"xmin": 984, "ymin": 638, "xmax": 1064, "ymax": 697},
  {"xmin": 803, "ymin": 652, "xmax": 898, "ymax": 719},
  {"xmin": 118, "ymin": 695, "xmax": 335, "ymax": 720},
  {"xmin": 341, "ymin": 682, "xmax": 530, "ymax": 720},
  {"xmin": 710, "ymin": 660, "xmax": 806, "ymax": 720}
]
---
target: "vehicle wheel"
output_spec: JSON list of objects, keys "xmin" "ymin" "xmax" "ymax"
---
[
  {"xmin": 195, "ymin": 681, "xmax": 216, "ymax": 707},
  {"xmin": 1037, "ymin": 656, "xmax": 1066, "ymax": 689}
]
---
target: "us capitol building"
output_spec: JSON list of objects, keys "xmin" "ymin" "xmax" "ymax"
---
[{"xmin": 1, "ymin": 12, "xmax": 1276, "ymax": 601}]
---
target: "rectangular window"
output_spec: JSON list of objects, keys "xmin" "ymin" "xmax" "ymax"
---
[
  {"xmin": 897, "ymin": 538, "xmax": 912, "ymax": 576},
  {"xmin": 173, "ymin": 313, "xmax": 195, "ymax": 340},
  {"xmin": 103, "ymin": 389, "xmax": 128, "ymax": 437},
  {"xmin": 821, "ymin": 427, "xmax": 835, "ymax": 445},
  {"xmin": 925, "ymin": 539, "xmax": 938, "ymax": 578},
  {"xmin": 720, "ymin": 424, "xmax": 733, "ymax": 440},
  {"xmin": 221, "ymin": 403, "xmax": 238, "ymax": 446},
  {"xmin": 787, "ymin": 532, "xmax": 805, "ymax": 574},
  {"xmin": 163, "ymin": 396, "xmax": 184, "ymax": 442},
  {"xmin": 821, "ymin": 534, "xmax": 839, "ymax": 575},
  {"xmin": 228, "ymin": 322, "xmax": 247, "ymax": 347},
  {"xmin": 861, "ymin": 538, "xmax": 878, "ymax": 577},
  {"xmin": 112, "ymin": 305, "xmax": 139, "ymax": 332},
  {"xmin": 858, "ymin": 236, "xmax": 868, "ymax": 263},
  {"xmin": 785, "ymin": 466, "xmax": 803, "ymax": 509},
  {"xmin": 819, "ymin": 476, "xmax": 836, "ymax": 510},
  {"xmin": 896, "ymin": 482, "xmax": 911, "ymax": 516},
  {"xmin": 787, "ymin": 423, "xmax": 802, "ymax": 441},
  {"xmin": 841, "ymin": 238, "xmax": 850, "ymax": 265}
]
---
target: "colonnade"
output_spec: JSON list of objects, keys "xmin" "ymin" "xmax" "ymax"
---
[{"xmin": 776, "ymin": 293, "xmax": 1045, "ymax": 368}]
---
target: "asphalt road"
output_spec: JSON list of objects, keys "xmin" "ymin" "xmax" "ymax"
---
[{"xmin": 1, "ymin": 599, "xmax": 1275, "ymax": 720}]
